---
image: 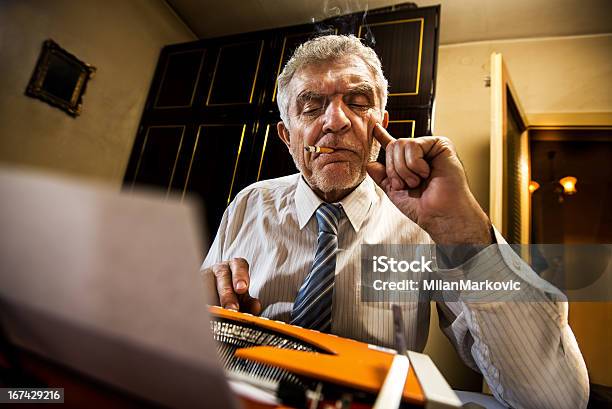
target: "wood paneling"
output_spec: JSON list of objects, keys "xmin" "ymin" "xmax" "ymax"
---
[
  {"xmin": 251, "ymin": 122, "xmax": 298, "ymax": 182},
  {"xmin": 364, "ymin": 19, "xmax": 424, "ymax": 95},
  {"xmin": 183, "ymin": 124, "xmax": 248, "ymax": 233},
  {"xmin": 154, "ymin": 50, "xmax": 205, "ymax": 108},
  {"xmin": 128, "ymin": 125, "xmax": 185, "ymax": 193},
  {"xmin": 206, "ymin": 41, "xmax": 264, "ymax": 106},
  {"xmin": 359, "ymin": 6, "xmax": 438, "ymax": 109}
]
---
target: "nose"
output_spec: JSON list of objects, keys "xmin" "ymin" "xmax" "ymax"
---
[{"xmin": 322, "ymin": 100, "xmax": 351, "ymax": 135}]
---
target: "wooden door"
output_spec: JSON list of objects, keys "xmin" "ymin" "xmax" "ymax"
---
[{"xmin": 489, "ymin": 52, "xmax": 530, "ymax": 244}]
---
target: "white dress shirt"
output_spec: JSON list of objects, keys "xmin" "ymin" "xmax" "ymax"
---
[{"xmin": 202, "ymin": 173, "xmax": 589, "ymax": 409}]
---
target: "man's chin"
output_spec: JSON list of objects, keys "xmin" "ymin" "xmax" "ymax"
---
[{"xmin": 311, "ymin": 165, "xmax": 365, "ymax": 193}]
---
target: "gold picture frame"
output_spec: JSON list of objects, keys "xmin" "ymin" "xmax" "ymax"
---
[{"xmin": 26, "ymin": 39, "xmax": 96, "ymax": 117}]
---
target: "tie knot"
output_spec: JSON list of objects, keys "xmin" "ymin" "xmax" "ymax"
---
[{"xmin": 315, "ymin": 203, "xmax": 343, "ymax": 235}]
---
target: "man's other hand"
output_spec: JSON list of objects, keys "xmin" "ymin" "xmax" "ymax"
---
[
  {"xmin": 366, "ymin": 124, "xmax": 492, "ymax": 245},
  {"xmin": 211, "ymin": 257, "xmax": 262, "ymax": 314}
]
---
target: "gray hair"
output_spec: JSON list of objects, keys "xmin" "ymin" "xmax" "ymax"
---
[{"xmin": 276, "ymin": 35, "xmax": 388, "ymax": 126}]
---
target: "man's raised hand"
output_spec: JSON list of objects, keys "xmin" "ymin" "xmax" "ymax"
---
[{"xmin": 366, "ymin": 124, "xmax": 492, "ymax": 245}]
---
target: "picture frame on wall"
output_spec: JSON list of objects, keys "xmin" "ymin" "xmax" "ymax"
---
[{"xmin": 25, "ymin": 39, "xmax": 96, "ymax": 117}]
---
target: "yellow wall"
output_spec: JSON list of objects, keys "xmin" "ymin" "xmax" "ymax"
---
[
  {"xmin": 569, "ymin": 302, "xmax": 612, "ymax": 386},
  {"xmin": 0, "ymin": 0, "xmax": 195, "ymax": 187}
]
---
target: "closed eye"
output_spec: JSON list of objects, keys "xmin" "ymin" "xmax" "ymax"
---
[{"xmin": 303, "ymin": 107, "xmax": 322, "ymax": 115}]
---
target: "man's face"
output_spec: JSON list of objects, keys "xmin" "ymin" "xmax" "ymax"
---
[{"xmin": 278, "ymin": 55, "xmax": 388, "ymax": 195}]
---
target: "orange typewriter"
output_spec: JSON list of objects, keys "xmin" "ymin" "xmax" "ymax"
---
[{"xmin": 209, "ymin": 306, "xmax": 461, "ymax": 409}]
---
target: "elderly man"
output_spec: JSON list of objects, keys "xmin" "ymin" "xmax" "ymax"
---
[{"xmin": 202, "ymin": 35, "xmax": 588, "ymax": 408}]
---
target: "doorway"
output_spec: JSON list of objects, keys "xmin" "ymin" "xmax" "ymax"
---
[{"xmin": 529, "ymin": 127, "xmax": 612, "ymax": 393}]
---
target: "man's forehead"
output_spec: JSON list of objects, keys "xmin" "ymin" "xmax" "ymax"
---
[
  {"xmin": 296, "ymin": 74, "xmax": 373, "ymax": 93},
  {"xmin": 291, "ymin": 60, "xmax": 376, "ymax": 96}
]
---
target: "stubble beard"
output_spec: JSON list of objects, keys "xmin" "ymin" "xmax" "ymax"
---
[
  {"xmin": 290, "ymin": 144, "xmax": 366, "ymax": 193},
  {"xmin": 311, "ymin": 162, "xmax": 366, "ymax": 193}
]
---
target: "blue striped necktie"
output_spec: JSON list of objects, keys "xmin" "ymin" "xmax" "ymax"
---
[{"xmin": 291, "ymin": 203, "xmax": 344, "ymax": 332}]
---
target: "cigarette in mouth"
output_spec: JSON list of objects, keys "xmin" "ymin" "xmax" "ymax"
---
[{"xmin": 304, "ymin": 146, "xmax": 335, "ymax": 153}]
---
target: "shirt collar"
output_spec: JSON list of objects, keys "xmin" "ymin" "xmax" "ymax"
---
[{"xmin": 294, "ymin": 175, "xmax": 377, "ymax": 232}]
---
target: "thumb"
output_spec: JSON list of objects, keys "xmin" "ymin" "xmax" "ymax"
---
[
  {"xmin": 367, "ymin": 161, "xmax": 388, "ymax": 190},
  {"xmin": 238, "ymin": 293, "xmax": 262, "ymax": 315}
]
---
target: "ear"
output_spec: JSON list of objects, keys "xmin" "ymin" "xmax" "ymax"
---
[
  {"xmin": 277, "ymin": 121, "xmax": 291, "ymax": 149},
  {"xmin": 381, "ymin": 110, "xmax": 389, "ymax": 128}
]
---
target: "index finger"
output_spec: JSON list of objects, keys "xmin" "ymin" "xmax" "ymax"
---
[
  {"xmin": 373, "ymin": 123, "xmax": 396, "ymax": 149},
  {"xmin": 228, "ymin": 257, "xmax": 250, "ymax": 294}
]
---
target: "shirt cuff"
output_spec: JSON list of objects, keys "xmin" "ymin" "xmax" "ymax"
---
[
  {"xmin": 434, "ymin": 227, "xmax": 566, "ymax": 302},
  {"xmin": 436, "ymin": 244, "xmax": 515, "ymax": 300}
]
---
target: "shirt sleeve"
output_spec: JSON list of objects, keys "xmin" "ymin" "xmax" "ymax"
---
[
  {"xmin": 201, "ymin": 206, "xmax": 231, "ymax": 271},
  {"xmin": 435, "ymin": 228, "xmax": 589, "ymax": 409},
  {"xmin": 200, "ymin": 201, "xmax": 233, "ymax": 304}
]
